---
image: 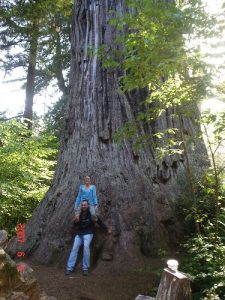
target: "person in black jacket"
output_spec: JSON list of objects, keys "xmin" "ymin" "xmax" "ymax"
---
[{"xmin": 65, "ymin": 200, "xmax": 109, "ymax": 276}]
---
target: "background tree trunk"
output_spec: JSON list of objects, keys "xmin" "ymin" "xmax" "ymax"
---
[
  {"xmin": 23, "ymin": 22, "xmax": 38, "ymax": 130},
  {"xmin": 7, "ymin": 0, "xmax": 207, "ymax": 266}
]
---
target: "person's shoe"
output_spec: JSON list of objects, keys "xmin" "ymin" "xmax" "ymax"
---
[
  {"xmin": 65, "ymin": 270, "xmax": 73, "ymax": 276},
  {"xmin": 82, "ymin": 270, "xmax": 88, "ymax": 276}
]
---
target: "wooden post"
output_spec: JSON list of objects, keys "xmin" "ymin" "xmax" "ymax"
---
[
  {"xmin": 156, "ymin": 268, "xmax": 192, "ymax": 300},
  {"xmin": 135, "ymin": 260, "xmax": 192, "ymax": 300}
]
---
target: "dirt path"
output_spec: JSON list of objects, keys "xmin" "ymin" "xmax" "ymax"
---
[{"xmin": 27, "ymin": 259, "xmax": 162, "ymax": 300}]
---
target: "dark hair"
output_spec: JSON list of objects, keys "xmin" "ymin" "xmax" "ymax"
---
[{"xmin": 82, "ymin": 199, "xmax": 88, "ymax": 204}]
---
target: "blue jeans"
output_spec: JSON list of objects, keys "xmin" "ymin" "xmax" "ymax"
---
[{"xmin": 67, "ymin": 234, "xmax": 93, "ymax": 271}]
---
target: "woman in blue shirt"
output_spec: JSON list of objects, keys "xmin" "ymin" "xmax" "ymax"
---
[{"xmin": 74, "ymin": 176, "xmax": 98, "ymax": 222}]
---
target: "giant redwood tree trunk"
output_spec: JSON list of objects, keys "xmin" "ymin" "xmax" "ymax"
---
[{"xmin": 7, "ymin": 0, "xmax": 207, "ymax": 266}]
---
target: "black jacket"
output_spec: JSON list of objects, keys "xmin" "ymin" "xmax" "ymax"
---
[{"xmin": 75, "ymin": 210, "xmax": 108, "ymax": 235}]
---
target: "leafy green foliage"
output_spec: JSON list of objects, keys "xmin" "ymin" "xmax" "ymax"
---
[
  {"xmin": 108, "ymin": 0, "xmax": 212, "ymax": 164},
  {"xmin": 105, "ymin": 0, "xmax": 212, "ymax": 96},
  {"xmin": 201, "ymin": 110, "xmax": 225, "ymax": 156},
  {"xmin": 200, "ymin": 110, "xmax": 225, "ymax": 233},
  {"xmin": 0, "ymin": 120, "xmax": 59, "ymax": 236},
  {"xmin": 113, "ymin": 120, "xmax": 183, "ymax": 159},
  {"xmin": 122, "ymin": 1, "xmax": 209, "ymax": 88},
  {"xmin": 180, "ymin": 109, "xmax": 225, "ymax": 299},
  {"xmin": 183, "ymin": 232, "xmax": 225, "ymax": 300},
  {"xmin": 42, "ymin": 94, "xmax": 67, "ymax": 138},
  {"xmin": 180, "ymin": 171, "xmax": 225, "ymax": 230},
  {"xmin": 179, "ymin": 162, "xmax": 225, "ymax": 299}
]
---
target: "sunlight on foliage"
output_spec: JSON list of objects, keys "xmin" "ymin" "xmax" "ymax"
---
[
  {"xmin": 109, "ymin": 0, "xmax": 212, "ymax": 164},
  {"xmin": 0, "ymin": 120, "xmax": 59, "ymax": 236},
  {"xmin": 180, "ymin": 109, "xmax": 225, "ymax": 299},
  {"xmin": 183, "ymin": 232, "xmax": 225, "ymax": 299}
]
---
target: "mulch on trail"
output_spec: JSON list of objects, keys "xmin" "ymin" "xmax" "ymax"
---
[{"xmin": 26, "ymin": 258, "xmax": 162, "ymax": 300}]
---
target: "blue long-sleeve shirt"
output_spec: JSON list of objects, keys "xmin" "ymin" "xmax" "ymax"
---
[{"xmin": 75, "ymin": 185, "xmax": 98, "ymax": 208}]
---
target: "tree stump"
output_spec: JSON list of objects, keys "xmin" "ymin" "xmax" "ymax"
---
[
  {"xmin": 0, "ymin": 248, "xmax": 57, "ymax": 299},
  {"xmin": 156, "ymin": 268, "xmax": 192, "ymax": 300}
]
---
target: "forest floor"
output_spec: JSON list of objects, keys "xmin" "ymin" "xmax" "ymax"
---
[{"xmin": 26, "ymin": 257, "xmax": 163, "ymax": 300}]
